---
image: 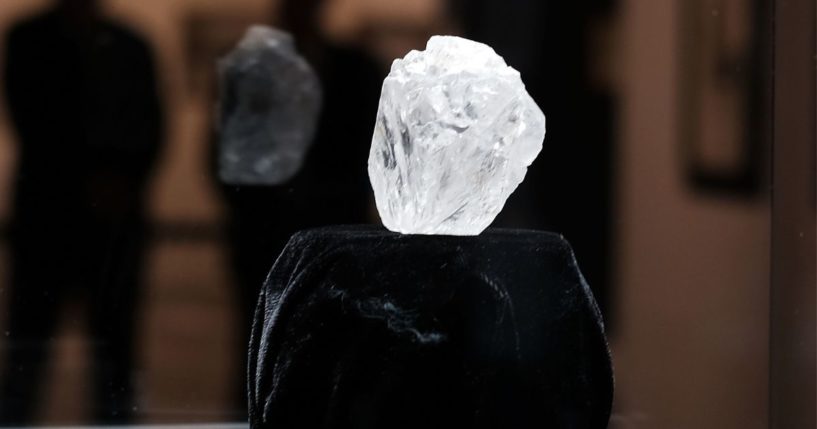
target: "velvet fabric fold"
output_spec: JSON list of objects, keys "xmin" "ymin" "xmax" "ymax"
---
[{"xmin": 248, "ymin": 226, "xmax": 612, "ymax": 429}]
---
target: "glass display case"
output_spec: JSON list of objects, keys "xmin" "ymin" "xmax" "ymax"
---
[{"xmin": 0, "ymin": 0, "xmax": 812, "ymax": 427}]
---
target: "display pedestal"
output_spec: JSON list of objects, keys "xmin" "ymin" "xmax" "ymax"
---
[{"xmin": 248, "ymin": 226, "xmax": 613, "ymax": 429}]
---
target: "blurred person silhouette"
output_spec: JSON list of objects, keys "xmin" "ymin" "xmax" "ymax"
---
[
  {"xmin": 0, "ymin": 0, "xmax": 163, "ymax": 423},
  {"xmin": 216, "ymin": 0, "xmax": 382, "ymax": 414}
]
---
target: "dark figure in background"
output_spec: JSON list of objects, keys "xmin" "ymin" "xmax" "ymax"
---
[
  {"xmin": 452, "ymin": 0, "xmax": 617, "ymax": 326},
  {"xmin": 218, "ymin": 0, "xmax": 382, "ymax": 415},
  {"xmin": 0, "ymin": 0, "xmax": 163, "ymax": 423}
]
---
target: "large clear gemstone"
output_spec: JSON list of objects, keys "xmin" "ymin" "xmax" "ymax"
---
[
  {"xmin": 218, "ymin": 26, "xmax": 322, "ymax": 185},
  {"xmin": 368, "ymin": 35, "xmax": 546, "ymax": 235}
]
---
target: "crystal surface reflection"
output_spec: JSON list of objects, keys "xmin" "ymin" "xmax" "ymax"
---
[{"xmin": 219, "ymin": 26, "xmax": 322, "ymax": 185}]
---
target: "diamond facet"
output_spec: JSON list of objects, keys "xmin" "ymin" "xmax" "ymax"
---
[
  {"xmin": 368, "ymin": 35, "xmax": 546, "ymax": 235},
  {"xmin": 218, "ymin": 26, "xmax": 322, "ymax": 185}
]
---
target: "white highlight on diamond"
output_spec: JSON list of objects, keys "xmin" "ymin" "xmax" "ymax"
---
[{"xmin": 368, "ymin": 35, "xmax": 546, "ymax": 235}]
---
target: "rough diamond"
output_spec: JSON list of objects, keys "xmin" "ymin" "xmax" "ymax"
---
[{"xmin": 368, "ymin": 35, "xmax": 546, "ymax": 235}]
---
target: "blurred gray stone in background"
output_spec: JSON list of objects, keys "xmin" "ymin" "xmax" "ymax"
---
[{"xmin": 218, "ymin": 26, "xmax": 322, "ymax": 185}]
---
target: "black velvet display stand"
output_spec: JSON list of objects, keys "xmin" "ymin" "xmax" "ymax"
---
[{"xmin": 248, "ymin": 226, "xmax": 613, "ymax": 429}]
